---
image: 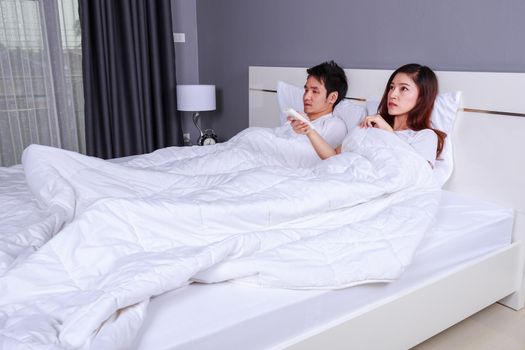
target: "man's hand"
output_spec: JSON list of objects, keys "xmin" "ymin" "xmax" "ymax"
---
[{"xmin": 288, "ymin": 116, "xmax": 311, "ymax": 134}]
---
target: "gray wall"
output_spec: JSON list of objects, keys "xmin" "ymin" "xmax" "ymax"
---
[
  {"xmin": 172, "ymin": 0, "xmax": 199, "ymax": 84},
  {"xmin": 191, "ymin": 0, "xmax": 525, "ymax": 141},
  {"xmin": 172, "ymin": 0, "xmax": 201, "ymax": 143}
]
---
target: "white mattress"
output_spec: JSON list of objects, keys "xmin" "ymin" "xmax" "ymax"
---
[{"xmin": 132, "ymin": 190, "xmax": 513, "ymax": 350}]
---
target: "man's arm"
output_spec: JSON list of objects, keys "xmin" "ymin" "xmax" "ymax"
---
[
  {"xmin": 306, "ymin": 130, "xmax": 339, "ymax": 159},
  {"xmin": 289, "ymin": 118, "xmax": 339, "ymax": 159}
]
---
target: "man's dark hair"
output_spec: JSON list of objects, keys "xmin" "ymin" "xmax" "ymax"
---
[{"xmin": 306, "ymin": 60, "xmax": 348, "ymax": 107}]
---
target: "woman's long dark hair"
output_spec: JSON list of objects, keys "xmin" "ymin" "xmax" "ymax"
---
[{"xmin": 377, "ymin": 63, "xmax": 446, "ymax": 158}]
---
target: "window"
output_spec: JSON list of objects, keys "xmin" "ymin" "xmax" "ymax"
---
[{"xmin": 0, "ymin": 0, "xmax": 84, "ymax": 166}]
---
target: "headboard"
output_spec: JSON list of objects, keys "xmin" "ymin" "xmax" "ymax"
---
[{"xmin": 248, "ymin": 66, "xmax": 525, "ymax": 246}]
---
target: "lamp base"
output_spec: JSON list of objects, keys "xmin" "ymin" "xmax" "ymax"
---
[
  {"xmin": 192, "ymin": 112, "xmax": 204, "ymax": 139},
  {"xmin": 192, "ymin": 112, "xmax": 217, "ymax": 145}
]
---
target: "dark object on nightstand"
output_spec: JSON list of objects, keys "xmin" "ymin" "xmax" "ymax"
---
[{"xmin": 198, "ymin": 129, "xmax": 218, "ymax": 145}]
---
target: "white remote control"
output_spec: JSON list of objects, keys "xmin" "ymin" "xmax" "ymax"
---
[{"xmin": 284, "ymin": 108, "xmax": 315, "ymax": 130}]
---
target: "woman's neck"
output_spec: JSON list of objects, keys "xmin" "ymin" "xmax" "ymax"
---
[{"xmin": 393, "ymin": 114, "xmax": 408, "ymax": 131}]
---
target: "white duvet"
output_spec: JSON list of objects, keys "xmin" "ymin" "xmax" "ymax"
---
[{"xmin": 0, "ymin": 126, "xmax": 439, "ymax": 349}]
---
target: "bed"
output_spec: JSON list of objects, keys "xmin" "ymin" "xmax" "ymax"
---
[
  {"xmin": 245, "ymin": 66, "xmax": 525, "ymax": 349},
  {"xmin": 131, "ymin": 67, "xmax": 525, "ymax": 350},
  {"xmin": 131, "ymin": 190, "xmax": 515, "ymax": 349},
  {"xmin": 0, "ymin": 66, "xmax": 524, "ymax": 350}
]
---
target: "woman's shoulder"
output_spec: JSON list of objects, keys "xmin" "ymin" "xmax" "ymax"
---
[
  {"xmin": 413, "ymin": 128, "xmax": 437, "ymax": 137},
  {"xmin": 399, "ymin": 128, "xmax": 437, "ymax": 137},
  {"xmin": 412, "ymin": 129, "xmax": 438, "ymax": 147},
  {"xmin": 419, "ymin": 128, "xmax": 437, "ymax": 134},
  {"xmin": 396, "ymin": 128, "xmax": 437, "ymax": 144}
]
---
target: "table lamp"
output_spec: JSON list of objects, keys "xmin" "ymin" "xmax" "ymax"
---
[{"xmin": 176, "ymin": 84, "xmax": 217, "ymax": 145}]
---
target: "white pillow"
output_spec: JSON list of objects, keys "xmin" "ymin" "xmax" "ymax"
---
[
  {"xmin": 431, "ymin": 91, "xmax": 462, "ymax": 186},
  {"xmin": 366, "ymin": 91, "xmax": 462, "ymax": 186},
  {"xmin": 333, "ymin": 99, "xmax": 367, "ymax": 132},
  {"xmin": 277, "ymin": 81, "xmax": 366, "ymax": 132},
  {"xmin": 277, "ymin": 81, "xmax": 304, "ymax": 125}
]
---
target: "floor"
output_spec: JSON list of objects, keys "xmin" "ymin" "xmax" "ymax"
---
[{"xmin": 412, "ymin": 303, "xmax": 525, "ymax": 350}]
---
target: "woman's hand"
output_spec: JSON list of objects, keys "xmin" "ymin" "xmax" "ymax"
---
[
  {"xmin": 359, "ymin": 114, "xmax": 393, "ymax": 132},
  {"xmin": 288, "ymin": 115, "xmax": 312, "ymax": 135}
]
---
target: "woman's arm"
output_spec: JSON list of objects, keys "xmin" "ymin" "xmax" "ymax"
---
[
  {"xmin": 360, "ymin": 114, "xmax": 394, "ymax": 132},
  {"xmin": 289, "ymin": 118, "xmax": 340, "ymax": 159}
]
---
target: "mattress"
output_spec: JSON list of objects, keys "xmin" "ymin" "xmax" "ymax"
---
[{"xmin": 132, "ymin": 190, "xmax": 513, "ymax": 350}]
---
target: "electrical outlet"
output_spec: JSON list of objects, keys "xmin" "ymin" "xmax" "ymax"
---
[
  {"xmin": 173, "ymin": 32, "xmax": 186, "ymax": 43},
  {"xmin": 183, "ymin": 133, "xmax": 191, "ymax": 145}
]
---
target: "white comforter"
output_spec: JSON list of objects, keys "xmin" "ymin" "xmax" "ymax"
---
[{"xmin": 0, "ymin": 126, "xmax": 439, "ymax": 349}]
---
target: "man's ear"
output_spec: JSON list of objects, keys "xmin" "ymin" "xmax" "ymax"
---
[{"xmin": 328, "ymin": 91, "xmax": 338, "ymax": 104}]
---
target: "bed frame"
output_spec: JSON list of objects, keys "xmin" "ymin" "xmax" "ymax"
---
[{"xmin": 249, "ymin": 66, "xmax": 525, "ymax": 349}]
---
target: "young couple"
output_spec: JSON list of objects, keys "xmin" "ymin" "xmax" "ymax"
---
[{"xmin": 290, "ymin": 61, "xmax": 446, "ymax": 168}]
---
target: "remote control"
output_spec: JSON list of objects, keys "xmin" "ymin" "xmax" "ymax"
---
[{"xmin": 284, "ymin": 108, "xmax": 315, "ymax": 130}]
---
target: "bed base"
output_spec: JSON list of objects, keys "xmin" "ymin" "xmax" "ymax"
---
[
  {"xmin": 282, "ymin": 243, "xmax": 523, "ymax": 350},
  {"xmin": 249, "ymin": 66, "xmax": 525, "ymax": 349}
]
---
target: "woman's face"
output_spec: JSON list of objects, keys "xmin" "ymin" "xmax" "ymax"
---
[{"xmin": 387, "ymin": 73, "xmax": 419, "ymax": 118}]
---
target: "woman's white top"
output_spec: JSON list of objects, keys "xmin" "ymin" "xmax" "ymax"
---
[{"xmin": 395, "ymin": 129, "xmax": 438, "ymax": 167}]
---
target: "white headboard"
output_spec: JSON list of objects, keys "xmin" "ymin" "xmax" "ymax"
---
[{"xmin": 248, "ymin": 66, "xmax": 525, "ymax": 246}]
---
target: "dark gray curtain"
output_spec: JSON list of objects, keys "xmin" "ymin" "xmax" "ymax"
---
[{"xmin": 79, "ymin": 0, "xmax": 182, "ymax": 159}]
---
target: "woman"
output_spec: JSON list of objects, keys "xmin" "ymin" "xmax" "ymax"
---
[{"xmin": 290, "ymin": 63, "xmax": 446, "ymax": 168}]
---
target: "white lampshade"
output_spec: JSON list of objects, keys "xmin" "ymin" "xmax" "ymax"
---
[{"xmin": 176, "ymin": 85, "xmax": 216, "ymax": 112}]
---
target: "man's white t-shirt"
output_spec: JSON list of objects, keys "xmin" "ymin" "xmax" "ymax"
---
[{"xmin": 277, "ymin": 113, "xmax": 346, "ymax": 148}]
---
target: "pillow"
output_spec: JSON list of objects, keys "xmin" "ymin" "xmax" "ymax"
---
[
  {"xmin": 430, "ymin": 91, "xmax": 462, "ymax": 186},
  {"xmin": 277, "ymin": 81, "xmax": 366, "ymax": 132},
  {"xmin": 277, "ymin": 81, "xmax": 304, "ymax": 125},
  {"xmin": 366, "ymin": 91, "xmax": 462, "ymax": 186},
  {"xmin": 334, "ymin": 99, "xmax": 367, "ymax": 132}
]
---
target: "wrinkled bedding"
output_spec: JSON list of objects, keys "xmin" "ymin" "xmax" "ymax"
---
[
  {"xmin": 0, "ymin": 165, "xmax": 65, "ymax": 275},
  {"xmin": 0, "ymin": 126, "xmax": 439, "ymax": 349}
]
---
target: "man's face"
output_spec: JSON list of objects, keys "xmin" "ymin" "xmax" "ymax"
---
[{"xmin": 303, "ymin": 76, "xmax": 337, "ymax": 121}]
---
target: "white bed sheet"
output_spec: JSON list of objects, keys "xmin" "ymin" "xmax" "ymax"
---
[{"xmin": 132, "ymin": 190, "xmax": 513, "ymax": 350}]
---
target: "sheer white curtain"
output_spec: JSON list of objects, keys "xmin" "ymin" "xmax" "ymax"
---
[{"xmin": 0, "ymin": 0, "xmax": 84, "ymax": 167}]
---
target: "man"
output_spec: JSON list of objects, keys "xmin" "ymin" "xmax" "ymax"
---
[{"xmin": 285, "ymin": 60, "xmax": 348, "ymax": 148}]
